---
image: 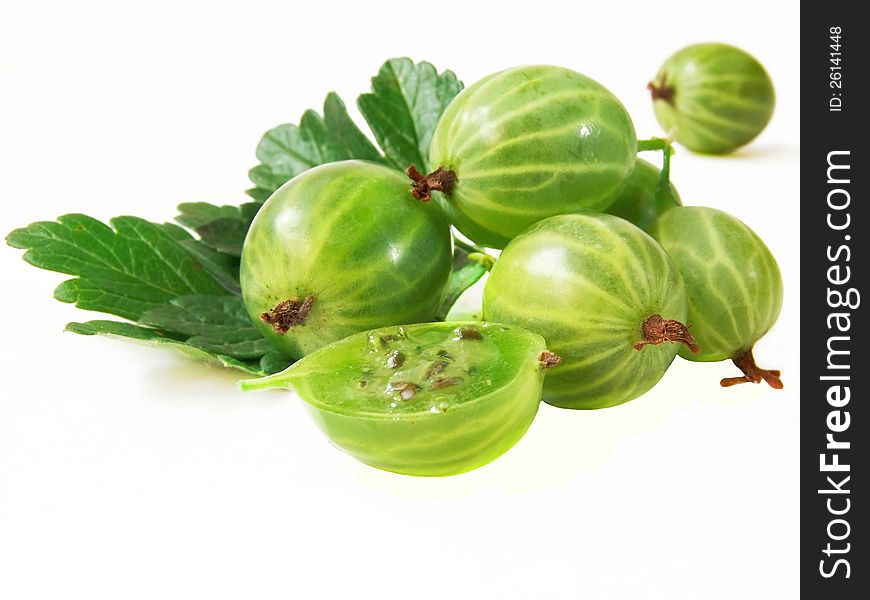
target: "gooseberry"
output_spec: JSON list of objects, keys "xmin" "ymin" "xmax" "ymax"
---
[
  {"xmin": 240, "ymin": 321, "xmax": 560, "ymax": 476},
  {"xmin": 483, "ymin": 213, "xmax": 696, "ymax": 409},
  {"xmin": 650, "ymin": 206, "xmax": 783, "ymax": 387},
  {"xmin": 648, "ymin": 43, "xmax": 775, "ymax": 154},
  {"xmin": 240, "ymin": 161, "xmax": 453, "ymax": 360},
  {"xmin": 415, "ymin": 65, "xmax": 637, "ymax": 249}
]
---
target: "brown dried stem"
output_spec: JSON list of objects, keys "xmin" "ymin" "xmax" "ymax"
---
[
  {"xmin": 260, "ymin": 294, "xmax": 316, "ymax": 334},
  {"xmin": 720, "ymin": 349, "xmax": 783, "ymax": 389},
  {"xmin": 539, "ymin": 351, "xmax": 562, "ymax": 369},
  {"xmin": 647, "ymin": 76, "xmax": 675, "ymax": 104},
  {"xmin": 407, "ymin": 164, "xmax": 457, "ymax": 202},
  {"xmin": 633, "ymin": 314, "xmax": 700, "ymax": 353}
]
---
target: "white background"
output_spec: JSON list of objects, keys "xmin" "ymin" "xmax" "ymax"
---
[{"xmin": 1, "ymin": 1, "xmax": 799, "ymax": 598}]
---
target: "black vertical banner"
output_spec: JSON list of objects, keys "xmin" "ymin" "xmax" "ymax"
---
[{"xmin": 802, "ymin": 5, "xmax": 867, "ymax": 597}]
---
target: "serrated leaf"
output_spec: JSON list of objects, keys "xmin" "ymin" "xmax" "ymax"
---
[
  {"xmin": 245, "ymin": 186, "xmax": 273, "ymax": 203},
  {"xmin": 246, "ymin": 92, "xmax": 385, "ymax": 200},
  {"xmin": 140, "ymin": 295, "xmax": 275, "ymax": 360},
  {"xmin": 65, "ymin": 319, "xmax": 183, "ymax": 342},
  {"xmin": 247, "ymin": 164, "xmax": 289, "ymax": 196},
  {"xmin": 176, "ymin": 239, "xmax": 241, "ymax": 295},
  {"xmin": 7, "ymin": 214, "xmax": 230, "ymax": 321},
  {"xmin": 358, "ymin": 58, "xmax": 463, "ymax": 172},
  {"xmin": 156, "ymin": 221, "xmax": 241, "ymax": 294},
  {"xmin": 9, "ymin": 58, "xmax": 468, "ymax": 379},
  {"xmin": 175, "ymin": 201, "xmax": 259, "ymax": 257},
  {"xmin": 65, "ymin": 319, "xmax": 267, "ymax": 375}
]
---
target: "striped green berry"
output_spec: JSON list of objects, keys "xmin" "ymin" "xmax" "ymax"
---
[
  {"xmin": 240, "ymin": 161, "xmax": 452, "ymax": 360},
  {"xmin": 483, "ymin": 213, "xmax": 695, "ymax": 409},
  {"xmin": 605, "ymin": 158, "xmax": 682, "ymax": 232},
  {"xmin": 240, "ymin": 322, "xmax": 559, "ymax": 476},
  {"xmin": 649, "ymin": 43, "xmax": 775, "ymax": 154},
  {"xmin": 650, "ymin": 206, "xmax": 783, "ymax": 388},
  {"xmin": 421, "ymin": 65, "xmax": 637, "ymax": 249}
]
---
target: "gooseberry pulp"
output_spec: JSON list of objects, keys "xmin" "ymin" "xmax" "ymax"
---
[
  {"xmin": 240, "ymin": 322, "xmax": 561, "ymax": 476},
  {"xmin": 416, "ymin": 65, "xmax": 637, "ymax": 249},
  {"xmin": 649, "ymin": 43, "xmax": 775, "ymax": 154},
  {"xmin": 240, "ymin": 161, "xmax": 452, "ymax": 360},
  {"xmin": 650, "ymin": 206, "xmax": 783, "ymax": 388},
  {"xmin": 483, "ymin": 214, "xmax": 696, "ymax": 409},
  {"xmin": 605, "ymin": 158, "xmax": 681, "ymax": 232}
]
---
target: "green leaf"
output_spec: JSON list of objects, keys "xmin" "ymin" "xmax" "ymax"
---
[
  {"xmin": 65, "ymin": 319, "xmax": 267, "ymax": 375},
  {"xmin": 64, "ymin": 295, "xmax": 293, "ymax": 375},
  {"xmin": 175, "ymin": 239, "xmax": 241, "ymax": 295},
  {"xmin": 139, "ymin": 295, "xmax": 275, "ymax": 360},
  {"xmin": 245, "ymin": 186, "xmax": 272, "ymax": 204},
  {"xmin": 246, "ymin": 92, "xmax": 385, "ymax": 200},
  {"xmin": 7, "ymin": 214, "xmax": 230, "ymax": 321},
  {"xmin": 175, "ymin": 202, "xmax": 260, "ymax": 257},
  {"xmin": 435, "ymin": 239, "xmax": 492, "ymax": 321},
  {"xmin": 156, "ymin": 221, "xmax": 241, "ymax": 294},
  {"xmin": 259, "ymin": 351, "xmax": 293, "ymax": 375},
  {"xmin": 65, "ymin": 319, "xmax": 182, "ymax": 342},
  {"xmin": 246, "ymin": 59, "xmax": 463, "ymax": 200},
  {"xmin": 10, "ymin": 58, "xmax": 468, "ymax": 378},
  {"xmin": 357, "ymin": 58, "xmax": 463, "ymax": 172}
]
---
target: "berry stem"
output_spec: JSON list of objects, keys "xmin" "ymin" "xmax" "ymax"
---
[
  {"xmin": 720, "ymin": 349, "xmax": 783, "ymax": 389},
  {"xmin": 467, "ymin": 252, "xmax": 496, "ymax": 271},
  {"xmin": 407, "ymin": 165, "xmax": 457, "ymax": 202},
  {"xmin": 636, "ymin": 138, "xmax": 672, "ymax": 153},
  {"xmin": 454, "ymin": 238, "xmax": 495, "ymax": 271},
  {"xmin": 636, "ymin": 136, "xmax": 677, "ymax": 210},
  {"xmin": 633, "ymin": 314, "xmax": 700, "ymax": 353}
]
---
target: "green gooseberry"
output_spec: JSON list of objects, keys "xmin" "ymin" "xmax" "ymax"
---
[
  {"xmin": 649, "ymin": 43, "xmax": 775, "ymax": 154},
  {"xmin": 650, "ymin": 206, "xmax": 783, "ymax": 388},
  {"xmin": 483, "ymin": 213, "xmax": 696, "ymax": 409},
  {"xmin": 240, "ymin": 321, "xmax": 561, "ymax": 476},
  {"xmin": 412, "ymin": 65, "xmax": 637, "ymax": 249},
  {"xmin": 240, "ymin": 161, "xmax": 452, "ymax": 360}
]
